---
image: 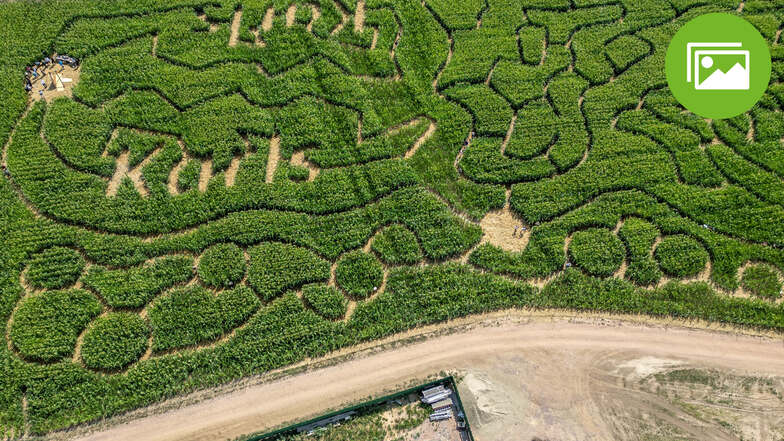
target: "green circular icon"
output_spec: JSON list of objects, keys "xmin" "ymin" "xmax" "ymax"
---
[{"xmin": 665, "ymin": 13, "xmax": 771, "ymax": 119}]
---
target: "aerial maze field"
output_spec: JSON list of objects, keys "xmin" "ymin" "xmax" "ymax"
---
[{"xmin": 0, "ymin": 0, "xmax": 784, "ymax": 436}]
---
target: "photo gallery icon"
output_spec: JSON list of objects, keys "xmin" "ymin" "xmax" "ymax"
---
[{"xmin": 686, "ymin": 42, "xmax": 749, "ymax": 90}]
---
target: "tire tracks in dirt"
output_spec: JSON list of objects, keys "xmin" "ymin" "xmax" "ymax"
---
[{"xmin": 61, "ymin": 312, "xmax": 784, "ymax": 441}]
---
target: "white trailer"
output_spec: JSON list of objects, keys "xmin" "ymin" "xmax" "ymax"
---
[
  {"xmin": 422, "ymin": 390, "xmax": 451, "ymax": 404},
  {"xmin": 429, "ymin": 409, "xmax": 453, "ymax": 422}
]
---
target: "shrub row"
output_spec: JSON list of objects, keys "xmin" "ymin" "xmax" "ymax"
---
[
  {"xmin": 25, "ymin": 247, "xmax": 85, "ymax": 290},
  {"xmin": 82, "ymin": 256, "xmax": 193, "ymax": 308},
  {"xmin": 568, "ymin": 228, "xmax": 625, "ymax": 277},
  {"xmin": 80, "ymin": 313, "xmax": 149, "ymax": 370},
  {"xmin": 302, "ymin": 283, "xmax": 348, "ymax": 320},
  {"xmin": 654, "ymin": 235, "xmax": 708, "ymax": 278},
  {"xmin": 197, "ymin": 243, "xmax": 246, "ymax": 289},
  {"xmin": 10, "ymin": 289, "xmax": 102, "ymax": 362},
  {"xmin": 370, "ymin": 224, "xmax": 423, "ymax": 265},
  {"xmin": 148, "ymin": 285, "xmax": 259, "ymax": 352},
  {"xmin": 618, "ymin": 217, "xmax": 661, "ymax": 286},
  {"xmin": 335, "ymin": 251, "xmax": 384, "ymax": 299},
  {"xmin": 741, "ymin": 264, "xmax": 782, "ymax": 300},
  {"xmin": 247, "ymin": 242, "xmax": 330, "ymax": 301}
]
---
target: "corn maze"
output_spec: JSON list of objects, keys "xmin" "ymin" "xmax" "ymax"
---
[{"xmin": 0, "ymin": 0, "xmax": 783, "ymax": 437}]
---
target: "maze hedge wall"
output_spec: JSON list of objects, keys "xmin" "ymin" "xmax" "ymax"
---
[{"xmin": 1, "ymin": 0, "xmax": 784, "ymax": 436}]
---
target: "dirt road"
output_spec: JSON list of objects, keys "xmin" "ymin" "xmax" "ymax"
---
[{"xmin": 64, "ymin": 312, "xmax": 784, "ymax": 441}]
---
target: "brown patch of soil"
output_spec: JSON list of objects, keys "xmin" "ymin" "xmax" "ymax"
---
[
  {"xmin": 285, "ymin": 4, "xmax": 297, "ymax": 27},
  {"xmin": 198, "ymin": 159, "xmax": 212, "ymax": 192},
  {"xmin": 354, "ymin": 0, "xmax": 365, "ymax": 33},
  {"xmin": 290, "ymin": 151, "xmax": 319, "ymax": 181},
  {"xmin": 229, "ymin": 9, "xmax": 242, "ymax": 47},
  {"xmin": 262, "ymin": 7, "xmax": 274, "ymax": 32},
  {"xmin": 224, "ymin": 154, "xmax": 244, "ymax": 187},
  {"xmin": 266, "ymin": 135, "xmax": 280, "ymax": 183},
  {"xmin": 479, "ymin": 191, "xmax": 529, "ymax": 253},
  {"xmin": 30, "ymin": 63, "xmax": 80, "ymax": 103},
  {"xmin": 307, "ymin": 5, "xmax": 321, "ymax": 33}
]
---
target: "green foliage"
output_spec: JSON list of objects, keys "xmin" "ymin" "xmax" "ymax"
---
[
  {"xmin": 198, "ymin": 243, "xmax": 246, "ymax": 289},
  {"xmin": 336, "ymin": 251, "xmax": 384, "ymax": 299},
  {"xmin": 272, "ymin": 400, "xmax": 429, "ymax": 441},
  {"xmin": 443, "ymin": 84, "xmax": 513, "ymax": 136},
  {"xmin": 82, "ymin": 256, "xmax": 193, "ymax": 308},
  {"xmin": 371, "ymin": 225, "xmax": 423, "ymax": 265},
  {"xmin": 618, "ymin": 218, "xmax": 662, "ymax": 286},
  {"xmin": 655, "ymin": 235, "xmax": 709, "ymax": 278},
  {"xmin": 10, "ymin": 290, "xmax": 101, "ymax": 362},
  {"xmin": 43, "ymin": 98, "xmax": 114, "ymax": 177},
  {"xmin": 247, "ymin": 242, "xmax": 330, "ymax": 301},
  {"xmin": 302, "ymin": 284, "xmax": 348, "ymax": 320},
  {"xmin": 0, "ymin": 0, "xmax": 783, "ymax": 436},
  {"xmin": 80, "ymin": 313, "xmax": 149, "ymax": 370},
  {"xmin": 568, "ymin": 228, "xmax": 625, "ymax": 277},
  {"xmin": 26, "ymin": 247, "xmax": 85, "ymax": 290},
  {"xmin": 742, "ymin": 264, "xmax": 782, "ymax": 300},
  {"xmin": 177, "ymin": 159, "xmax": 201, "ymax": 193},
  {"xmin": 148, "ymin": 285, "xmax": 260, "ymax": 352},
  {"xmin": 605, "ymin": 35, "xmax": 650, "ymax": 72},
  {"xmin": 535, "ymin": 269, "xmax": 784, "ymax": 329}
]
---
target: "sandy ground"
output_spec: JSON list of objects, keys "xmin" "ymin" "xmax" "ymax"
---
[
  {"xmin": 58, "ymin": 312, "xmax": 784, "ymax": 441},
  {"xmin": 354, "ymin": 0, "xmax": 365, "ymax": 33},
  {"xmin": 290, "ymin": 151, "xmax": 319, "ymax": 181},
  {"xmin": 105, "ymin": 148, "xmax": 160, "ymax": 197},
  {"xmin": 197, "ymin": 159, "xmax": 212, "ymax": 192},
  {"xmin": 229, "ymin": 9, "xmax": 242, "ymax": 47},
  {"xmin": 262, "ymin": 8, "xmax": 274, "ymax": 32},
  {"xmin": 285, "ymin": 5, "xmax": 296, "ymax": 27},
  {"xmin": 29, "ymin": 63, "xmax": 79, "ymax": 103},
  {"xmin": 265, "ymin": 135, "xmax": 280, "ymax": 183},
  {"xmin": 478, "ymin": 189, "xmax": 530, "ymax": 253}
]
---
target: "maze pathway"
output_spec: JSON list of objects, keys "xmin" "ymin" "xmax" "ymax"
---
[{"xmin": 0, "ymin": 0, "xmax": 783, "ymax": 436}]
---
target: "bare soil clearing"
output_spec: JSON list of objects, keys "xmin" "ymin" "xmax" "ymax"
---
[
  {"xmin": 224, "ymin": 154, "xmax": 244, "ymax": 187},
  {"xmin": 30, "ymin": 63, "xmax": 80, "ymax": 103},
  {"xmin": 63, "ymin": 312, "xmax": 784, "ymax": 441},
  {"xmin": 479, "ymin": 190, "xmax": 529, "ymax": 252}
]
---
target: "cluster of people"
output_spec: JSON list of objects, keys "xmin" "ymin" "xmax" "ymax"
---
[
  {"xmin": 512, "ymin": 225, "xmax": 527, "ymax": 237},
  {"xmin": 23, "ymin": 54, "xmax": 78, "ymax": 96}
]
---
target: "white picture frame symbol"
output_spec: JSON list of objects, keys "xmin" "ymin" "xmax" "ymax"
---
[{"xmin": 693, "ymin": 49, "xmax": 749, "ymax": 90}]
